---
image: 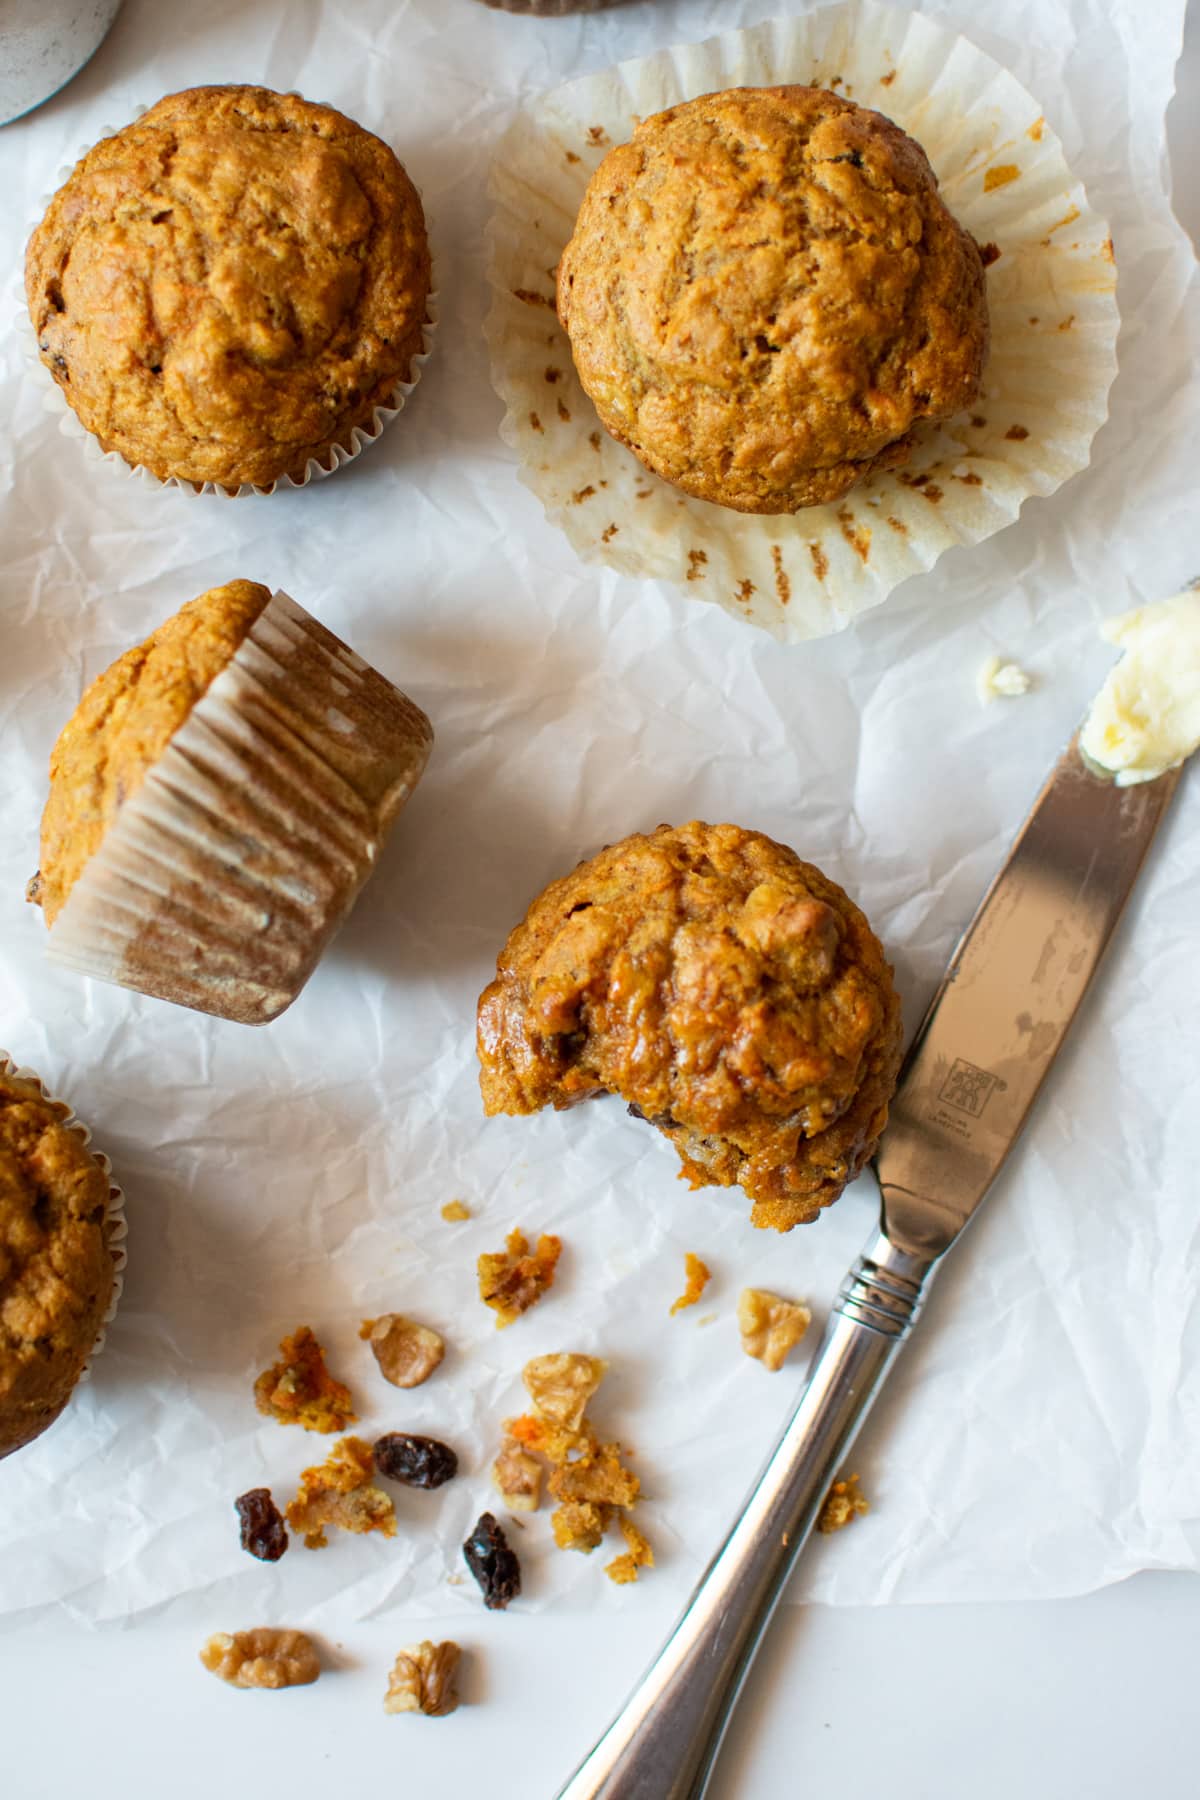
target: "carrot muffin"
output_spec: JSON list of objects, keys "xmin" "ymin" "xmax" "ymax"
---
[
  {"xmin": 477, "ymin": 822, "xmax": 903, "ymax": 1229},
  {"xmin": 25, "ymin": 85, "xmax": 431, "ymax": 490},
  {"xmin": 0, "ymin": 1066, "xmax": 117, "ymax": 1459},
  {"xmin": 556, "ymin": 86, "xmax": 989, "ymax": 514},
  {"xmin": 29, "ymin": 580, "xmax": 433, "ymax": 1024}
]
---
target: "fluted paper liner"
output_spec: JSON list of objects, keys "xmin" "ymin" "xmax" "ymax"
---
[
  {"xmin": 46, "ymin": 592, "xmax": 433, "ymax": 1024},
  {"xmin": 19, "ymin": 112, "xmax": 437, "ymax": 498},
  {"xmin": 485, "ymin": 1, "xmax": 1120, "ymax": 641},
  {"xmin": 0, "ymin": 1053, "xmax": 127, "ymax": 1383}
]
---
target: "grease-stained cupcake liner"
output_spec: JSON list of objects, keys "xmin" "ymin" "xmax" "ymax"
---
[
  {"xmin": 485, "ymin": 1, "xmax": 1120, "ymax": 642},
  {"xmin": 45, "ymin": 591, "xmax": 434, "ymax": 1024},
  {"xmin": 18, "ymin": 109, "xmax": 438, "ymax": 498},
  {"xmin": 0, "ymin": 1052, "xmax": 127, "ymax": 1382}
]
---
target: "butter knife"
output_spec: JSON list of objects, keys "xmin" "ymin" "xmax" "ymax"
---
[{"xmin": 555, "ymin": 735, "xmax": 1183, "ymax": 1800}]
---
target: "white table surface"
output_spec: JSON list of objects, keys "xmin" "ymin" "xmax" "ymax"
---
[{"xmin": 2, "ymin": 4, "xmax": 1198, "ymax": 1796}]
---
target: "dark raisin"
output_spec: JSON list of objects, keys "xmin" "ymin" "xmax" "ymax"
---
[
  {"xmin": 373, "ymin": 1433, "xmax": 458, "ymax": 1490},
  {"xmin": 463, "ymin": 1511, "xmax": 521, "ymax": 1610},
  {"xmin": 235, "ymin": 1487, "xmax": 289, "ymax": 1562}
]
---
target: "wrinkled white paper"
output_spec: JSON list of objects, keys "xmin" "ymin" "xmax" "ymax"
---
[{"xmin": 0, "ymin": 0, "xmax": 1196, "ymax": 1635}]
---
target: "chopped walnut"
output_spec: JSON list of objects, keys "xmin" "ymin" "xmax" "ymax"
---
[
  {"xmin": 669, "ymin": 1252, "xmax": 711, "ymax": 1316},
  {"xmin": 492, "ymin": 1436, "xmax": 543, "ymax": 1513},
  {"xmin": 548, "ymin": 1441, "xmax": 639, "ymax": 1510},
  {"xmin": 384, "ymin": 1640, "xmax": 462, "ymax": 1717},
  {"xmin": 551, "ymin": 1499, "xmax": 611, "ymax": 1552},
  {"xmin": 737, "ymin": 1288, "xmax": 812, "ymax": 1372},
  {"xmin": 817, "ymin": 1473, "xmax": 869, "ymax": 1534},
  {"xmin": 200, "ymin": 1628, "xmax": 320, "ymax": 1689},
  {"xmin": 522, "ymin": 1352, "xmax": 607, "ymax": 1430},
  {"xmin": 441, "ymin": 1199, "xmax": 471, "ymax": 1222},
  {"xmin": 254, "ymin": 1327, "xmax": 356, "ymax": 1433},
  {"xmin": 607, "ymin": 1516, "xmax": 655, "ymax": 1585},
  {"xmin": 359, "ymin": 1314, "xmax": 445, "ymax": 1388},
  {"xmin": 286, "ymin": 1435, "xmax": 398, "ymax": 1549},
  {"xmin": 478, "ymin": 1228, "xmax": 562, "ymax": 1327}
]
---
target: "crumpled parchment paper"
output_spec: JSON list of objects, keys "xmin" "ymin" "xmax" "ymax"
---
[{"xmin": 0, "ymin": 0, "xmax": 1196, "ymax": 1630}]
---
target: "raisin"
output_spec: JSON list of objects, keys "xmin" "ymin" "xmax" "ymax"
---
[
  {"xmin": 235, "ymin": 1487, "xmax": 289, "ymax": 1562},
  {"xmin": 462, "ymin": 1511, "xmax": 521, "ymax": 1610},
  {"xmin": 373, "ymin": 1433, "xmax": 458, "ymax": 1490}
]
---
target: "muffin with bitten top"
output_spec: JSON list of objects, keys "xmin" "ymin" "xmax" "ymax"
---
[{"xmin": 477, "ymin": 822, "xmax": 903, "ymax": 1229}]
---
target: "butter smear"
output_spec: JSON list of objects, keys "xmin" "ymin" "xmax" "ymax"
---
[{"xmin": 1079, "ymin": 589, "xmax": 1200, "ymax": 785}]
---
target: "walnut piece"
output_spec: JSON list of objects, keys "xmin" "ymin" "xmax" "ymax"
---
[
  {"xmin": 817, "ymin": 1472, "xmax": 869, "ymax": 1534},
  {"xmin": 551, "ymin": 1499, "xmax": 611, "ymax": 1552},
  {"xmin": 359, "ymin": 1313, "xmax": 445, "ymax": 1388},
  {"xmin": 384, "ymin": 1640, "xmax": 462, "ymax": 1717},
  {"xmin": 254, "ymin": 1326, "xmax": 356, "ymax": 1433},
  {"xmin": 522, "ymin": 1352, "xmax": 607, "ymax": 1430},
  {"xmin": 737, "ymin": 1287, "xmax": 812, "ymax": 1372},
  {"xmin": 607, "ymin": 1516, "xmax": 655, "ymax": 1585},
  {"xmin": 492, "ymin": 1436, "xmax": 543, "ymax": 1513},
  {"xmin": 669, "ymin": 1252, "xmax": 711, "ymax": 1316},
  {"xmin": 478, "ymin": 1228, "xmax": 562, "ymax": 1327},
  {"xmin": 286, "ymin": 1435, "xmax": 398, "ymax": 1549},
  {"xmin": 200, "ymin": 1628, "xmax": 320, "ymax": 1690}
]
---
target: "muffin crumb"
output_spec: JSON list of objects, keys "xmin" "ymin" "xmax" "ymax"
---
[
  {"xmin": 286, "ymin": 1435, "xmax": 397, "ymax": 1548},
  {"xmin": 254, "ymin": 1327, "xmax": 356, "ymax": 1433},
  {"xmin": 817, "ymin": 1473, "xmax": 869, "ymax": 1534},
  {"xmin": 670, "ymin": 1252, "xmax": 711, "ymax": 1316},
  {"xmin": 478, "ymin": 1229, "xmax": 562, "ymax": 1327}
]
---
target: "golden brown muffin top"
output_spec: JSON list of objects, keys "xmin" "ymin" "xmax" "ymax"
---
[
  {"xmin": 31, "ymin": 579, "xmax": 271, "ymax": 927},
  {"xmin": 557, "ymin": 86, "xmax": 988, "ymax": 514},
  {"xmin": 0, "ymin": 1068, "xmax": 115, "ymax": 1459},
  {"xmin": 25, "ymin": 85, "xmax": 431, "ymax": 490},
  {"xmin": 478, "ymin": 822, "xmax": 903, "ymax": 1229}
]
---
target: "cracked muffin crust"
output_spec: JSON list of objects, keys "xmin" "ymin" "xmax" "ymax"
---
[
  {"xmin": 0, "ymin": 1068, "xmax": 116, "ymax": 1459},
  {"xmin": 29, "ymin": 580, "xmax": 271, "ymax": 928},
  {"xmin": 557, "ymin": 86, "xmax": 988, "ymax": 514},
  {"xmin": 477, "ymin": 822, "xmax": 903, "ymax": 1229},
  {"xmin": 25, "ymin": 85, "xmax": 431, "ymax": 490}
]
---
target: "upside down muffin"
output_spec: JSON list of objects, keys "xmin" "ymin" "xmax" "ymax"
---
[
  {"xmin": 25, "ymin": 85, "xmax": 431, "ymax": 490},
  {"xmin": 28, "ymin": 580, "xmax": 433, "ymax": 1024},
  {"xmin": 477, "ymin": 823, "xmax": 903, "ymax": 1229},
  {"xmin": 0, "ymin": 1065, "xmax": 117, "ymax": 1459},
  {"xmin": 556, "ymin": 86, "xmax": 989, "ymax": 514}
]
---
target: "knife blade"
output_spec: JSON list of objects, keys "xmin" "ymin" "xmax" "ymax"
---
[
  {"xmin": 878, "ymin": 734, "xmax": 1183, "ymax": 1260},
  {"xmin": 553, "ymin": 734, "xmax": 1184, "ymax": 1800}
]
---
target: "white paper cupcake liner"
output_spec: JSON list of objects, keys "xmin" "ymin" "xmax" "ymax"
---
[
  {"xmin": 485, "ymin": 1, "xmax": 1120, "ymax": 642},
  {"xmin": 45, "ymin": 591, "xmax": 434, "ymax": 1024},
  {"xmin": 18, "ymin": 106, "xmax": 437, "ymax": 498},
  {"xmin": 0, "ymin": 1052, "xmax": 127, "ymax": 1381}
]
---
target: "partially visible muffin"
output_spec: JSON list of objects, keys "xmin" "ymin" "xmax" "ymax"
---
[
  {"xmin": 477, "ymin": 822, "xmax": 903, "ymax": 1229},
  {"xmin": 32, "ymin": 580, "xmax": 271, "ymax": 927},
  {"xmin": 25, "ymin": 85, "xmax": 431, "ymax": 490},
  {"xmin": 557, "ymin": 86, "xmax": 989, "ymax": 514},
  {"xmin": 29, "ymin": 581, "xmax": 434, "ymax": 1025},
  {"xmin": 0, "ymin": 1066, "xmax": 117, "ymax": 1459}
]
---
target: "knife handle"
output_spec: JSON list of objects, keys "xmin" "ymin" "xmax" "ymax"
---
[{"xmin": 553, "ymin": 1227, "xmax": 938, "ymax": 1800}]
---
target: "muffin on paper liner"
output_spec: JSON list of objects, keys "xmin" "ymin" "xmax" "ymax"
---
[
  {"xmin": 44, "ymin": 591, "xmax": 433, "ymax": 1025},
  {"xmin": 0, "ymin": 1053, "xmax": 127, "ymax": 1395},
  {"xmin": 19, "ymin": 105, "xmax": 438, "ymax": 499},
  {"xmin": 484, "ymin": 1, "xmax": 1120, "ymax": 641}
]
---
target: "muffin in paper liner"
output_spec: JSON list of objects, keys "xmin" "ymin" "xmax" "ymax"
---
[
  {"xmin": 484, "ymin": 1, "xmax": 1120, "ymax": 641},
  {"xmin": 0, "ymin": 1052, "xmax": 127, "ymax": 1408},
  {"xmin": 18, "ymin": 105, "xmax": 438, "ymax": 499},
  {"xmin": 44, "ymin": 591, "xmax": 434, "ymax": 1025}
]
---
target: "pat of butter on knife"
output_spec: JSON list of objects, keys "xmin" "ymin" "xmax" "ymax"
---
[{"xmin": 1080, "ymin": 588, "xmax": 1200, "ymax": 784}]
